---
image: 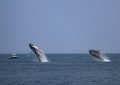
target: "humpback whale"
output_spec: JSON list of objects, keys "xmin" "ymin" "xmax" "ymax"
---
[
  {"xmin": 89, "ymin": 49, "xmax": 110, "ymax": 62},
  {"xmin": 29, "ymin": 43, "xmax": 48, "ymax": 62}
]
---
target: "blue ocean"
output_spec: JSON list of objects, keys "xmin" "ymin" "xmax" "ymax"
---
[{"xmin": 0, "ymin": 54, "xmax": 120, "ymax": 85}]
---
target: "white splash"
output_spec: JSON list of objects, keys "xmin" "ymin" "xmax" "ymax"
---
[{"xmin": 99, "ymin": 53, "xmax": 111, "ymax": 62}]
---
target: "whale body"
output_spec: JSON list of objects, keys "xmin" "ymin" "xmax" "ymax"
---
[
  {"xmin": 89, "ymin": 49, "xmax": 110, "ymax": 62},
  {"xmin": 89, "ymin": 50, "xmax": 102, "ymax": 60},
  {"xmin": 29, "ymin": 43, "xmax": 48, "ymax": 62}
]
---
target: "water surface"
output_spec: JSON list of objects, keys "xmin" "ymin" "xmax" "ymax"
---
[{"xmin": 0, "ymin": 54, "xmax": 120, "ymax": 85}]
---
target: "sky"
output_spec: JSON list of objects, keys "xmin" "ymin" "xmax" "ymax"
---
[{"xmin": 0, "ymin": 0, "xmax": 120, "ymax": 53}]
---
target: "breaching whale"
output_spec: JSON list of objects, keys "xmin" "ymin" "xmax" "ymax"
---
[
  {"xmin": 29, "ymin": 43, "xmax": 48, "ymax": 62},
  {"xmin": 89, "ymin": 49, "xmax": 110, "ymax": 62}
]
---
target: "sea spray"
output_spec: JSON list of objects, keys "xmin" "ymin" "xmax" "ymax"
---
[{"xmin": 99, "ymin": 53, "xmax": 111, "ymax": 62}]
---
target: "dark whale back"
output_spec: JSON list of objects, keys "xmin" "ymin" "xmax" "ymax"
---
[{"xmin": 89, "ymin": 50, "xmax": 101, "ymax": 59}]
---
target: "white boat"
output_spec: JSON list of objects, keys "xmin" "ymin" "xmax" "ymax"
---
[{"xmin": 8, "ymin": 53, "xmax": 18, "ymax": 59}]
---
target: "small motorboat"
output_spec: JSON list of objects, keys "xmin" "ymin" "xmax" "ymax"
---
[{"xmin": 8, "ymin": 53, "xmax": 18, "ymax": 59}]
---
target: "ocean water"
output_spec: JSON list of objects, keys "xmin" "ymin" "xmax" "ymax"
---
[{"xmin": 0, "ymin": 54, "xmax": 120, "ymax": 85}]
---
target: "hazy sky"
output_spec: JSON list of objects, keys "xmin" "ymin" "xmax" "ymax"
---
[{"xmin": 0, "ymin": 0, "xmax": 120, "ymax": 53}]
